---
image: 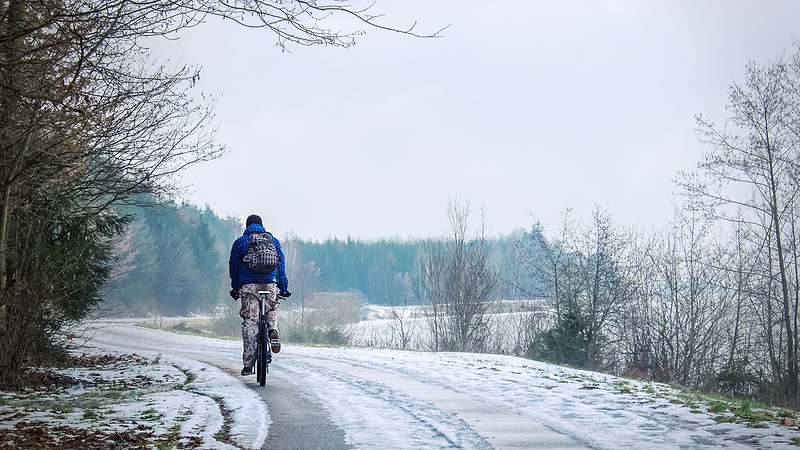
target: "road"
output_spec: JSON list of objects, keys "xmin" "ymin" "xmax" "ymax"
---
[{"xmin": 87, "ymin": 322, "xmax": 592, "ymax": 450}]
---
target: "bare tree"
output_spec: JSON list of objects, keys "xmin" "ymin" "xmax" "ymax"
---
[
  {"xmin": 613, "ymin": 228, "xmax": 659, "ymax": 378},
  {"xmin": 515, "ymin": 212, "xmax": 572, "ymax": 360},
  {"xmin": 281, "ymin": 234, "xmax": 321, "ymax": 341},
  {"xmin": 569, "ymin": 207, "xmax": 634, "ymax": 370},
  {"xmin": 519, "ymin": 212, "xmax": 573, "ymax": 318},
  {"xmin": 678, "ymin": 49, "xmax": 800, "ymax": 403},
  {"xmin": 386, "ymin": 270, "xmax": 417, "ymax": 350},
  {"xmin": 648, "ymin": 208, "xmax": 732, "ymax": 386},
  {"xmin": 522, "ymin": 206, "xmax": 634, "ymax": 370},
  {"xmin": 714, "ymin": 214, "xmax": 762, "ymax": 397},
  {"xmin": 418, "ymin": 198, "xmax": 499, "ymax": 352}
]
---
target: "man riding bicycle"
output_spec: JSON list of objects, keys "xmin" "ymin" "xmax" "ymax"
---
[{"xmin": 229, "ymin": 214, "xmax": 290, "ymax": 376}]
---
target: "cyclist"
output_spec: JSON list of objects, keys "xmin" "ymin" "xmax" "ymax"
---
[{"xmin": 229, "ymin": 214, "xmax": 290, "ymax": 376}]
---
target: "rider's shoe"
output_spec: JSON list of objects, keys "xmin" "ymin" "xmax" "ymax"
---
[
  {"xmin": 241, "ymin": 366, "xmax": 254, "ymax": 376},
  {"xmin": 269, "ymin": 329, "xmax": 281, "ymax": 353}
]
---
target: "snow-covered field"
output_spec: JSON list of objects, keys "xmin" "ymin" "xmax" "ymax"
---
[
  {"xmin": 3, "ymin": 321, "xmax": 800, "ymax": 449},
  {"xmin": 350, "ymin": 301, "xmax": 545, "ymax": 352}
]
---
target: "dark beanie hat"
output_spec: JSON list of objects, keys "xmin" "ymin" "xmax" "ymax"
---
[{"xmin": 246, "ymin": 214, "xmax": 262, "ymax": 227}]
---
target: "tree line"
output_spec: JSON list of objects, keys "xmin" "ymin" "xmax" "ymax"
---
[
  {"xmin": 105, "ymin": 211, "xmax": 538, "ymax": 313},
  {"xmin": 287, "ymin": 231, "xmax": 538, "ymax": 304}
]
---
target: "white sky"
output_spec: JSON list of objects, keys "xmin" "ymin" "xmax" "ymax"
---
[{"xmin": 150, "ymin": 0, "xmax": 800, "ymax": 241}]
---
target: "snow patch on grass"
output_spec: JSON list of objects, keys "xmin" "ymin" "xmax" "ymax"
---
[{"xmin": 0, "ymin": 349, "xmax": 265, "ymax": 449}]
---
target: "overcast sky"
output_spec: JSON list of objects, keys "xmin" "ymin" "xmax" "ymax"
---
[{"xmin": 149, "ymin": 0, "xmax": 800, "ymax": 241}]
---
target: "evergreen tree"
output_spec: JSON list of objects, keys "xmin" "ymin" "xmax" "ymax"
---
[{"xmin": 105, "ymin": 201, "xmax": 238, "ymax": 316}]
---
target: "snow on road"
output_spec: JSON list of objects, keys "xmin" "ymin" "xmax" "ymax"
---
[{"xmin": 84, "ymin": 322, "xmax": 800, "ymax": 449}]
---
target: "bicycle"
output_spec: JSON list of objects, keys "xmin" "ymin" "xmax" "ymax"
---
[{"xmin": 255, "ymin": 290, "xmax": 282, "ymax": 386}]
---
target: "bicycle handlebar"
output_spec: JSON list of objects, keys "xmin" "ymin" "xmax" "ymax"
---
[{"xmin": 247, "ymin": 290, "xmax": 290, "ymax": 300}]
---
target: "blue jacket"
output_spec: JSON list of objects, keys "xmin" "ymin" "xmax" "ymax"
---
[{"xmin": 229, "ymin": 223, "xmax": 289, "ymax": 292}]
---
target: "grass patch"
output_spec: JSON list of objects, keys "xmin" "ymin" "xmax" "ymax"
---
[
  {"xmin": 155, "ymin": 423, "xmax": 182, "ymax": 450},
  {"xmin": 0, "ymin": 351, "xmax": 210, "ymax": 449},
  {"xmin": 612, "ymin": 380, "xmax": 633, "ymax": 394},
  {"xmin": 141, "ymin": 407, "xmax": 164, "ymax": 421},
  {"xmin": 53, "ymin": 404, "xmax": 74, "ymax": 414},
  {"xmin": 708, "ymin": 400, "xmax": 728, "ymax": 413},
  {"xmin": 82, "ymin": 408, "xmax": 100, "ymax": 421},
  {"xmin": 650, "ymin": 386, "xmax": 800, "ymax": 430},
  {"xmin": 732, "ymin": 400, "xmax": 774, "ymax": 424}
]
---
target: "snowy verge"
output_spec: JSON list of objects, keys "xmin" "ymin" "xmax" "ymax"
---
[
  {"xmin": 0, "ymin": 347, "xmax": 268, "ymax": 450},
  {"xmin": 281, "ymin": 346, "xmax": 800, "ymax": 450},
  {"xmin": 161, "ymin": 353, "xmax": 270, "ymax": 448}
]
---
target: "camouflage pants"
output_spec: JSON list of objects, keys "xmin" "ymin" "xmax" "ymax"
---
[{"xmin": 239, "ymin": 283, "xmax": 279, "ymax": 368}]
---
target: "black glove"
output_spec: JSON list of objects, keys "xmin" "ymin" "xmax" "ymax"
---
[
  {"xmin": 280, "ymin": 290, "xmax": 291, "ymax": 299},
  {"xmin": 229, "ymin": 289, "xmax": 240, "ymax": 300}
]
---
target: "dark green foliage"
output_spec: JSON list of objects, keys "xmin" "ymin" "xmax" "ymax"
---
[
  {"xmin": 105, "ymin": 201, "xmax": 239, "ymax": 317},
  {"xmin": 0, "ymin": 0, "xmax": 222, "ymax": 385},
  {"xmin": 717, "ymin": 360, "xmax": 761, "ymax": 398},
  {"xmin": 1, "ymin": 190, "xmax": 127, "ymax": 384},
  {"xmin": 296, "ymin": 236, "xmax": 421, "ymax": 303},
  {"xmin": 530, "ymin": 311, "xmax": 607, "ymax": 368}
]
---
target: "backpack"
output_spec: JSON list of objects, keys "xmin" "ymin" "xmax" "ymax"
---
[{"xmin": 242, "ymin": 232, "xmax": 279, "ymax": 273}]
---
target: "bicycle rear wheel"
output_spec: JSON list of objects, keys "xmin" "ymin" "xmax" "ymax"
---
[{"xmin": 256, "ymin": 322, "xmax": 268, "ymax": 386}]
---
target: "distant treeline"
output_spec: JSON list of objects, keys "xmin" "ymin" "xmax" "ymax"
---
[
  {"xmin": 293, "ymin": 237, "xmax": 420, "ymax": 302},
  {"xmin": 105, "ymin": 203, "xmax": 542, "ymax": 314},
  {"xmin": 316, "ymin": 236, "xmax": 540, "ymax": 302},
  {"xmin": 291, "ymin": 231, "xmax": 541, "ymax": 305}
]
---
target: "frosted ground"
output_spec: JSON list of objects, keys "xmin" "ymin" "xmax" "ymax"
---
[
  {"xmin": 4, "ymin": 319, "xmax": 800, "ymax": 449},
  {"xmin": 349, "ymin": 301, "xmax": 549, "ymax": 352}
]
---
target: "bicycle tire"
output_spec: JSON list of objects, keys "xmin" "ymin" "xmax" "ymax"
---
[{"xmin": 257, "ymin": 322, "xmax": 268, "ymax": 386}]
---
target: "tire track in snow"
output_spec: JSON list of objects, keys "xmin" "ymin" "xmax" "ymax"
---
[
  {"xmin": 277, "ymin": 352, "xmax": 591, "ymax": 450},
  {"xmin": 274, "ymin": 356, "xmax": 492, "ymax": 449}
]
